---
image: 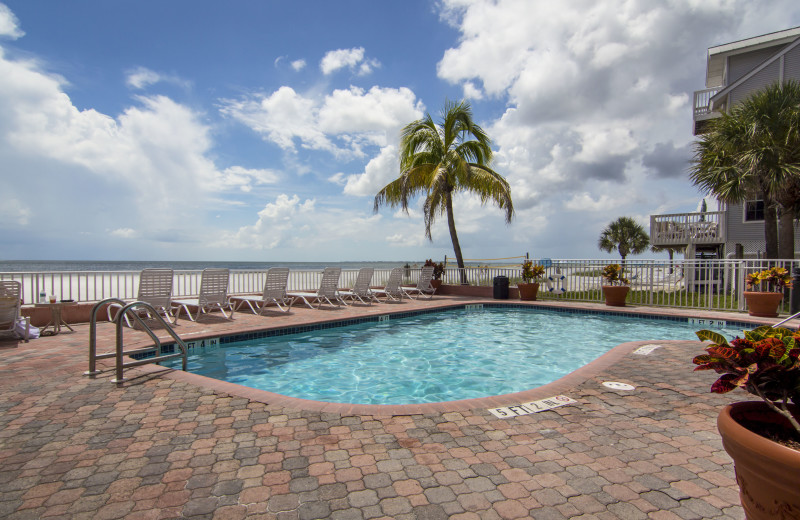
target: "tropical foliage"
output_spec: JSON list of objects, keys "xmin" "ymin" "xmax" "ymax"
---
[
  {"xmin": 520, "ymin": 260, "xmax": 546, "ymax": 284},
  {"xmin": 746, "ymin": 266, "xmax": 793, "ymax": 292},
  {"xmin": 423, "ymin": 259, "xmax": 445, "ymax": 280},
  {"xmin": 374, "ymin": 100, "xmax": 514, "ymax": 277},
  {"xmin": 597, "ymin": 216, "xmax": 650, "ymax": 262},
  {"xmin": 693, "ymin": 326, "xmax": 800, "ymax": 434},
  {"xmin": 601, "ymin": 264, "xmax": 629, "ymax": 286},
  {"xmin": 689, "ymin": 80, "xmax": 800, "ymax": 259}
]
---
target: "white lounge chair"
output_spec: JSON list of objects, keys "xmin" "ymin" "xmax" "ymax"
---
[
  {"xmin": 172, "ymin": 268, "xmax": 234, "ymax": 321},
  {"xmin": 402, "ymin": 265, "xmax": 436, "ymax": 299},
  {"xmin": 339, "ymin": 268, "xmax": 379, "ymax": 305},
  {"xmin": 107, "ymin": 268, "xmax": 176, "ymax": 326},
  {"xmin": 231, "ymin": 267, "xmax": 293, "ymax": 314},
  {"xmin": 0, "ymin": 281, "xmax": 30, "ymax": 342},
  {"xmin": 288, "ymin": 267, "xmax": 347, "ymax": 308},
  {"xmin": 372, "ymin": 267, "xmax": 404, "ymax": 302}
]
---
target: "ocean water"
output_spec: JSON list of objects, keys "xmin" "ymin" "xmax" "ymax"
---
[{"xmin": 0, "ymin": 260, "xmax": 418, "ymax": 273}]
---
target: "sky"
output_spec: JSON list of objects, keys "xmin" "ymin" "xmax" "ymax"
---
[{"xmin": 2, "ymin": 1, "xmax": 800, "ymax": 263}]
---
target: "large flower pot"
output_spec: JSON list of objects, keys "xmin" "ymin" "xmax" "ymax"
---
[
  {"xmin": 518, "ymin": 282, "xmax": 539, "ymax": 301},
  {"xmin": 601, "ymin": 285, "xmax": 629, "ymax": 307},
  {"xmin": 430, "ymin": 280, "xmax": 443, "ymax": 292},
  {"xmin": 717, "ymin": 401, "xmax": 800, "ymax": 520},
  {"xmin": 743, "ymin": 291, "xmax": 783, "ymax": 318}
]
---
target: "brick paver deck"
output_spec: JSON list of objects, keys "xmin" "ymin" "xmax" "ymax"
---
[{"xmin": 0, "ymin": 296, "xmax": 759, "ymax": 519}]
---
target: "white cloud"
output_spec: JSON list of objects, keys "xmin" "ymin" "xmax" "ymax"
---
[
  {"xmin": 462, "ymin": 81, "xmax": 483, "ymax": 100},
  {"xmin": 435, "ymin": 0, "xmax": 796, "ymax": 223},
  {"xmin": 219, "ymin": 86, "xmax": 333, "ymax": 153},
  {"xmin": 218, "ymin": 193, "xmax": 394, "ymax": 251},
  {"xmin": 0, "ymin": 198, "xmax": 30, "ymax": 226},
  {"xmin": 220, "ymin": 166, "xmax": 280, "ymax": 192},
  {"xmin": 110, "ymin": 228, "xmax": 137, "ymax": 238},
  {"xmin": 320, "ymin": 47, "xmax": 379, "ymax": 75},
  {"xmin": 126, "ymin": 67, "xmax": 161, "ymax": 89},
  {"xmin": 341, "ymin": 145, "xmax": 398, "ymax": 196},
  {"xmin": 291, "ymin": 59, "xmax": 306, "ymax": 71},
  {"xmin": 0, "ymin": 3, "xmax": 23, "ymax": 39},
  {"xmin": 321, "ymin": 47, "xmax": 364, "ymax": 74},
  {"xmin": 0, "ymin": 43, "xmax": 269, "ymax": 242},
  {"xmin": 125, "ymin": 66, "xmax": 190, "ymax": 90},
  {"xmin": 220, "ymin": 85, "xmax": 423, "ymax": 158}
]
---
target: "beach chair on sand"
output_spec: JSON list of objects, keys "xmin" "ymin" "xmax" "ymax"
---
[
  {"xmin": 288, "ymin": 267, "xmax": 347, "ymax": 308},
  {"xmin": 172, "ymin": 268, "xmax": 234, "ymax": 321},
  {"xmin": 372, "ymin": 267, "xmax": 404, "ymax": 302},
  {"xmin": 339, "ymin": 267, "xmax": 379, "ymax": 305},
  {"xmin": 0, "ymin": 281, "xmax": 30, "ymax": 342},
  {"xmin": 107, "ymin": 268, "xmax": 176, "ymax": 326},
  {"xmin": 402, "ymin": 265, "xmax": 436, "ymax": 299},
  {"xmin": 231, "ymin": 267, "xmax": 293, "ymax": 314}
]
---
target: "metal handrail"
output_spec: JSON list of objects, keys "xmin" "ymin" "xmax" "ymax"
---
[
  {"xmin": 85, "ymin": 299, "xmax": 188, "ymax": 382},
  {"xmin": 772, "ymin": 311, "xmax": 800, "ymax": 329},
  {"xmin": 86, "ymin": 297, "xmax": 126, "ymax": 376}
]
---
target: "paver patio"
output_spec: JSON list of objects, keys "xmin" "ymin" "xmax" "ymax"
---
[{"xmin": 0, "ymin": 296, "xmax": 759, "ymax": 519}]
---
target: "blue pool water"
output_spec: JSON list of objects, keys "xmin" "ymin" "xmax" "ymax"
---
[{"xmin": 169, "ymin": 307, "xmax": 738, "ymax": 405}]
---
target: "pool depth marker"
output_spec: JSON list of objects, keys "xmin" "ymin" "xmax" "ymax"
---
[{"xmin": 488, "ymin": 395, "xmax": 577, "ymax": 419}]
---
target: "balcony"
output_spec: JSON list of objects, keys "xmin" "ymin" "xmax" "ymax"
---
[
  {"xmin": 692, "ymin": 87, "xmax": 721, "ymax": 134},
  {"xmin": 650, "ymin": 211, "xmax": 726, "ymax": 247}
]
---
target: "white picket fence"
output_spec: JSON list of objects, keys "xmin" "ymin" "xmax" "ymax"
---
[{"xmin": 3, "ymin": 259, "xmax": 798, "ymax": 313}]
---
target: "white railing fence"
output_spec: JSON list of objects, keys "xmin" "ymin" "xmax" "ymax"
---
[
  {"xmin": 445, "ymin": 258, "xmax": 800, "ymax": 313},
  {"xmin": 3, "ymin": 259, "xmax": 799, "ymax": 314},
  {"xmin": 0, "ymin": 268, "xmax": 411, "ymax": 305}
]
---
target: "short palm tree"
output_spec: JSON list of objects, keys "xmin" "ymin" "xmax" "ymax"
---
[
  {"xmin": 374, "ymin": 100, "xmax": 514, "ymax": 280},
  {"xmin": 689, "ymin": 80, "xmax": 800, "ymax": 259},
  {"xmin": 598, "ymin": 217, "xmax": 650, "ymax": 265}
]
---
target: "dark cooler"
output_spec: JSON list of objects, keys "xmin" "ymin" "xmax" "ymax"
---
[{"xmin": 493, "ymin": 276, "xmax": 509, "ymax": 299}]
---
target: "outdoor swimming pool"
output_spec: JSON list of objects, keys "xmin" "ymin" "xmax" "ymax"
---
[{"xmin": 168, "ymin": 307, "xmax": 739, "ymax": 405}]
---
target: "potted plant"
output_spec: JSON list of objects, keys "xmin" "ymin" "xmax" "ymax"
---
[
  {"xmin": 424, "ymin": 259, "xmax": 445, "ymax": 290},
  {"xmin": 518, "ymin": 260, "xmax": 546, "ymax": 301},
  {"xmin": 693, "ymin": 326, "xmax": 800, "ymax": 519},
  {"xmin": 743, "ymin": 266, "xmax": 791, "ymax": 317},
  {"xmin": 600, "ymin": 264, "xmax": 630, "ymax": 306}
]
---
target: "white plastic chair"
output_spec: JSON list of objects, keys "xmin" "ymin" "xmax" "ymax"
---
[
  {"xmin": 372, "ymin": 267, "xmax": 404, "ymax": 302},
  {"xmin": 0, "ymin": 281, "xmax": 29, "ymax": 342},
  {"xmin": 231, "ymin": 267, "xmax": 293, "ymax": 314},
  {"xmin": 107, "ymin": 268, "xmax": 176, "ymax": 326},
  {"xmin": 339, "ymin": 268, "xmax": 379, "ymax": 305},
  {"xmin": 172, "ymin": 268, "xmax": 234, "ymax": 321},
  {"xmin": 402, "ymin": 265, "xmax": 436, "ymax": 299},
  {"xmin": 288, "ymin": 267, "xmax": 347, "ymax": 308}
]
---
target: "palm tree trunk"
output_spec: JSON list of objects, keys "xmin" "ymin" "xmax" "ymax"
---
[
  {"xmin": 778, "ymin": 206, "xmax": 795, "ymax": 259},
  {"xmin": 445, "ymin": 191, "xmax": 467, "ymax": 284},
  {"xmin": 765, "ymin": 202, "xmax": 779, "ymax": 259}
]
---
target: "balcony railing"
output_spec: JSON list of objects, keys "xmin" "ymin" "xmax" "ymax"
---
[
  {"xmin": 693, "ymin": 87, "xmax": 721, "ymax": 119},
  {"xmin": 650, "ymin": 211, "xmax": 726, "ymax": 246}
]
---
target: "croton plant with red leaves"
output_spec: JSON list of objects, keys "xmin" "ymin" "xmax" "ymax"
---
[{"xmin": 693, "ymin": 326, "xmax": 800, "ymax": 434}]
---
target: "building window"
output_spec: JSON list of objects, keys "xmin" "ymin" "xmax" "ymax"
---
[{"xmin": 744, "ymin": 200, "xmax": 764, "ymax": 222}]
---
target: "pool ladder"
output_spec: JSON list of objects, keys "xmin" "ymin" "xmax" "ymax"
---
[
  {"xmin": 85, "ymin": 298, "xmax": 188, "ymax": 384},
  {"xmin": 773, "ymin": 310, "xmax": 800, "ymax": 329}
]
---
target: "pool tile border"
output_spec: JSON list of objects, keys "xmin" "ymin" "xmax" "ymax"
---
[
  {"xmin": 129, "ymin": 301, "xmax": 765, "ymax": 416},
  {"xmin": 156, "ymin": 301, "xmax": 757, "ymax": 353}
]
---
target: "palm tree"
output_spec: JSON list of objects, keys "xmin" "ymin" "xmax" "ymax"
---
[
  {"xmin": 598, "ymin": 217, "xmax": 650, "ymax": 265},
  {"xmin": 374, "ymin": 100, "xmax": 514, "ymax": 281},
  {"xmin": 689, "ymin": 80, "xmax": 800, "ymax": 259}
]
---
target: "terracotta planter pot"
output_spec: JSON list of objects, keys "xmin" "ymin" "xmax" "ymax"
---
[
  {"xmin": 518, "ymin": 282, "xmax": 539, "ymax": 301},
  {"xmin": 743, "ymin": 291, "xmax": 783, "ymax": 318},
  {"xmin": 717, "ymin": 401, "xmax": 800, "ymax": 520},
  {"xmin": 430, "ymin": 280, "xmax": 443, "ymax": 292},
  {"xmin": 601, "ymin": 285, "xmax": 629, "ymax": 307}
]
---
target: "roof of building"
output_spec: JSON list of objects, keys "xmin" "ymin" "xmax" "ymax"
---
[{"xmin": 706, "ymin": 26, "xmax": 800, "ymax": 88}]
